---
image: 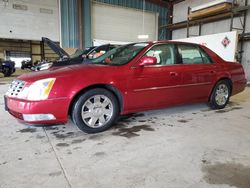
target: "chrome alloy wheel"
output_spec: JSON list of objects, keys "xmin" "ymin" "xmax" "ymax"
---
[
  {"xmin": 215, "ymin": 84, "xmax": 229, "ymax": 106},
  {"xmin": 81, "ymin": 95, "xmax": 113, "ymax": 128}
]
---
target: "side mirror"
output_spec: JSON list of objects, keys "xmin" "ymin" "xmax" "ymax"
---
[{"xmin": 138, "ymin": 56, "xmax": 157, "ymax": 66}]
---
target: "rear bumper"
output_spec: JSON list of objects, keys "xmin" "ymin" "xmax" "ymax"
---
[
  {"xmin": 232, "ymin": 78, "xmax": 247, "ymax": 96},
  {"xmin": 4, "ymin": 96, "xmax": 69, "ymax": 125}
]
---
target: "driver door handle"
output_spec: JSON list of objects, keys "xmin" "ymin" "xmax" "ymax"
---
[{"xmin": 170, "ymin": 72, "xmax": 178, "ymax": 76}]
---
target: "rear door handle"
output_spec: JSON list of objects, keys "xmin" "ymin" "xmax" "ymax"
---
[
  {"xmin": 210, "ymin": 70, "xmax": 216, "ymax": 74},
  {"xmin": 170, "ymin": 72, "xmax": 178, "ymax": 76}
]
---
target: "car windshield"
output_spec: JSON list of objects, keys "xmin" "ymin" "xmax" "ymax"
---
[{"xmin": 90, "ymin": 43, "xmax": 149, "ymax": 65}]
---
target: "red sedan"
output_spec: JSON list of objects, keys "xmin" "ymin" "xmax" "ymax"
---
[{"xmin": 4, "ymin": 41, "xmax": 247, "ymax": 133}]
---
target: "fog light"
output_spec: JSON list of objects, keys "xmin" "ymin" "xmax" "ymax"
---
[{"xmin": 23, "ymin": 114, "xmax": 56, "ymax": 121}]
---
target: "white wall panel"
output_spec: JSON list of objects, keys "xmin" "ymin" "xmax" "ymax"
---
[
  {"xmin": 201, "ymin": 20, "xmax": 231, "ymax": 35},
  {"xmin": 92, "ymin": 2, "xmax": 158, "ymax": 43},
  {"xmin": 242, "ymin": 42, "xmax": 250, "ymax": 80},
  {"xmin": 172, "ymin": 28, "xmax": 186, "ymax": 40},
  {"xmin": 245, "ymin": 9, "xmax": 250, "ymax": 32},
  {"xmin": 172, "ymin": 26, "xmax": 200, "ymax": 39},
  {"xmin": 0, "ymin": 0, "xmax": 59, "ymax": 41}
]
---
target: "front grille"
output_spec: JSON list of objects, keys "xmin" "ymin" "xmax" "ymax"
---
[{"xmin": 6, "ymin": 80, "xmax": 26, "ymax": 97}]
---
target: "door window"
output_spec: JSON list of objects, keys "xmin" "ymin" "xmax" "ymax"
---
[
  {"xmin": 178, "ymin": 44, "xmax": 212, "ymax": 64},
  {"xmin": 145, "ymin": 44, "xmax": 176, "ymax": 65}
]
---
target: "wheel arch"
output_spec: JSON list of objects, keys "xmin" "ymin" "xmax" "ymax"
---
[
  {"xmin": 68, "ymin": 84, "xmax": 124, "ymax": 116},
  {"xmin": 208, "ymin": 77, "xmax": 233, "ymax": 102}
]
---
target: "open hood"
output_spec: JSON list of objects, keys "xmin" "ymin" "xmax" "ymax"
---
[{"xmin": 42, "ymin": 37, "xmax": 69, "ymax": 59}]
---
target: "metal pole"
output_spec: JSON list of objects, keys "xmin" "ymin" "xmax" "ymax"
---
[
  {"xmin": 239, "ymin": 0, "xmax": 248, "ymax": 63},
  {"xmin": 229, "ymin": 0, "xmax": 235, "ymax": 31},
  {"xmin": 198, "ymin": 23, "xmax": 202, "ymax": 36},
  {"xmin": 78, "ymin": 0, "xmax": 83, "ymax": 49},
  {"xmin": 187, "ymin": 6, "xmax": 191, "ymax": 38}
]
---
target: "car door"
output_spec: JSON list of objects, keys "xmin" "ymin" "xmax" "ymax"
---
[
  {"xmin": 177, "ymin": 44, "xmax": 217, "ymax": 102},
  {"xmin": 127, "ymin": 44, "xmax": 184, "ymax": 111}
]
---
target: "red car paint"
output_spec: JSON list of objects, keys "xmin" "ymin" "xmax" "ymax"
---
[{"xmin": 4, "ymin": 41, "xmax": 247, "ymax": 125}]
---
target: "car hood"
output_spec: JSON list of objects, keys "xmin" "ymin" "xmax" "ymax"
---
[
  {"xmin": 17, "ymin": 64, "xmax": 110, "ymax": 83},
  {"xmin": 42, "ymin": 37, "xmax": 69, "ymax": 58}
]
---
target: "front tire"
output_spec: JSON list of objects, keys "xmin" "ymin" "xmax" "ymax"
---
[
  {"xmin": 72, "ymin": 88, "xmax": 119, "ymax": 133},
  {"xmin": 209, "ymin": 80, "xmax": 231, "ymax": 109}
]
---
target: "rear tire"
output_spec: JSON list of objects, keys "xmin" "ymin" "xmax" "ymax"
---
[
  {"xmin": 209, "ymin": 80, "xmax": 231, "ymax": 109},
  {"xmin": 72, "ymin": 88, "xmax": 119, "ymax": 133}
]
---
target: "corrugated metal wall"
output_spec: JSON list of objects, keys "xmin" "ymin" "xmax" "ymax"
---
[
  {"xmin": 82, "ymin": 0, "xmax": 92, "ymax": 48},
  {"xmin": 60, "ymin": 0, "xmax": 168, "ymax": 48},
  {"xmin": 60, "ymin": 0, "xmax": 79, "ymax": 48}
]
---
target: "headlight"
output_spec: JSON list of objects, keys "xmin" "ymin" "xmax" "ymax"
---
[{"xmin": 19, "ymin": 78, "xmax": 56, "ymax": 100}]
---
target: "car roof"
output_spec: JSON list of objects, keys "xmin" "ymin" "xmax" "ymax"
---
[
  {"xmin": 124, "ymin": 40, "xmax": 200, "ymax": 47},
  {"xmin": 151, "ymin": 40, "xmax": 201, "ymax": 46}
]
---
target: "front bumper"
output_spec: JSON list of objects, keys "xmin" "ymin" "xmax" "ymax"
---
[{"xmin": 4, "ymin": 96, "xmax": 70, "ymax": 125}]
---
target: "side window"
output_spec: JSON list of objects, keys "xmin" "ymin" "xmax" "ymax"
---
[
  {"xmin": 145, "ymin": 44, "xmax": 176, "ymax": 65},
  {"xmin": 199, "ymin": 48, "xmax": 213, "ymax": 64},
  {"xmin": 178, "ymin": 44, "xmax": 203, "ymax": 64}
]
